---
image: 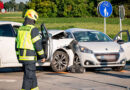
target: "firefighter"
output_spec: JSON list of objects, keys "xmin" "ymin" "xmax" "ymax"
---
[{"xmin": 16, "ymin": 9, "xmax": 45, "ymax": 90}]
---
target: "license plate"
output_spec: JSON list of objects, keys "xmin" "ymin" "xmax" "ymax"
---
[{"xmin": 97, "ymin": 55, "xmax": 116, "ymax": 60}]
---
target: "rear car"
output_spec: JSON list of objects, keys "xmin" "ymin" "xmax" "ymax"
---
[{"xmin": 0, "ymin": 21, "xmax": 74, "ymax": 72}]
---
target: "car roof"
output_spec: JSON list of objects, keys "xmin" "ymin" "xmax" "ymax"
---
[
  {"xmin": 0, "ymin": 21, "xmax": 22, "ymax": 26},
  {"xmin": 65, "ymin": 28, "xmax": 97, "ymax": 33},
  {"xmin": 48, "ymin": 30, "xmax": 64, "ymax": 36}
]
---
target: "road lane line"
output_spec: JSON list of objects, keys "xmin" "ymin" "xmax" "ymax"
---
[{"xmin": 0, "ymin": 79, "xmax": 17, "ymax": 82}]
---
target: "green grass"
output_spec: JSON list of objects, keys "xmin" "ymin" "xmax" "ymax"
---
[
  {"xmin": 0, "ymin": 12, "xmax": 22, "ymax": 17},
  {"xmin": 38, "ymin": 17, "xmax": 130, "ymax": 25},
  {"xmin": 0, "ymin": 12, "xmax": 130, "ymax": 39}
]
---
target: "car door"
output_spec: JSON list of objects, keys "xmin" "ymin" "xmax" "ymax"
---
[
  {"xmin": 113, "ymin": 30, "xmax": 130, "ymax": 61},
  {"xmin": 40, "ymin": 23, "xmax": 51, "ymax": 60},
  {"xmin": 0, "ymin": 24, "xmax": 19, "ymax": 67}
]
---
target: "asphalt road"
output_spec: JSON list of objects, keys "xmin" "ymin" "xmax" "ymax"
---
[{"xmin": 0, "ymin": 65, "xmax": 130, "ymax": 90}]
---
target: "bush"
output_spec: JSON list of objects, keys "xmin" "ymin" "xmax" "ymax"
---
[{"xmin": 25, "ymin": 0, "xmax": 130, "ymax": 18}]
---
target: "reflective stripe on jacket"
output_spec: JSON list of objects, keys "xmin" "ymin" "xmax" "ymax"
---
[
  {"xmin": 17, "ymin": 25, "xmax": 44, "ymax": 61},
  {"xmin": 17, "ymin": 25, "xmax": 35, "ymax": 50}
]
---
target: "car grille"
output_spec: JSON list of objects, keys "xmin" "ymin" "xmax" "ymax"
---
[{"xmin": 95, "ymin": 53, "xmax": 119, "ymax": 62}]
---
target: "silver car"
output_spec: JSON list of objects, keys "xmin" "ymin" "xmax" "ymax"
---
[{"xmin": 65, "ymin": 28, "xmax": 127, "ymax": 71}]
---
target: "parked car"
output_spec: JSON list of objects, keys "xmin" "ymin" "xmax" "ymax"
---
[
  {"xmin": 65, "ymin": 28, "xmax": 128, "ymax": 71},
  {"xmin": 0, "ymin": 21, "xmax": 74, "ymax": 72}
]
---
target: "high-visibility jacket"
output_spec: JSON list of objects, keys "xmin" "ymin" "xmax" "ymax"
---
[
  {"xmin": 17, "ymin": 25, "xmax": 44, "ymax": 61},
  {"xmin": 17, "ymin": 25, "xmax": 35, "ymax": 50}
]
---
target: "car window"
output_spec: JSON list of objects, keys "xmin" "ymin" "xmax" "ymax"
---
[
  {"xmin": 13, "ymin": 25, "xmax": 20, "ymax": 34},
  {"xmin": 0, "ymin": 24, "xmax": 15, "ymax": 37},
  {"xmin": 48, "ymin": 33, "xmax": 52, "ymax": 37},
  {"xmin": 121, "ymin": 32, "xmax": 129, "ymax": 42},
  {"xmin": 73, "ymin": 31, "xmax": 112, "ymax": 42},
  {"xmin": 66, "ymin": 32, "xmax": 73, "ymax": 38}
]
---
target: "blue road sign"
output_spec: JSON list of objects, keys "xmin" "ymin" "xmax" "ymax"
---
[{"xmin": 99, "ymin": 1, "xmax": 112, "ymax": 17}]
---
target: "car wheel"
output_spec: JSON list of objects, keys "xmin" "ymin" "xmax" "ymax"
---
[
  {"xmin": 74, "ymin": 55, "xmax": 81, "ymax": 66},
  {"xmin": 112, "ymin": 66, "xmax": 124, "ymax": 71},
  {"xmin": 51, "ymin": 51, "xmax": 69, "ymax": 72}
]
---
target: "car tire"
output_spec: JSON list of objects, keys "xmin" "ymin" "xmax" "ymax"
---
[
  {"xmin": 69, "ymin": 65, "xmax": 85, "ymax": 73},
  {"xmin": 51, "ymin": 51, "xmax": 69, "ymax": 72},
  {"xmin": 72, "ymin": 55, "xmax": 85, "ymax": 73},
  {"xmin": 74, "ymin": 55, "xmax": 81, "ymax": 66},
  {"xmin": 112, "ymin": 66, "xmax": 124, "ymax": 71}
]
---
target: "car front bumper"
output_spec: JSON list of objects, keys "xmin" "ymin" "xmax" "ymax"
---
[{"xmin": 78, "ymin": 52, "xmax": 126, "ymax": 68}]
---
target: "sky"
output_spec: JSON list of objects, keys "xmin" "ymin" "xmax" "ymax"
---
[{"xmin": 1, "ymin": 0, "xmax": 29, "ymax": 3}]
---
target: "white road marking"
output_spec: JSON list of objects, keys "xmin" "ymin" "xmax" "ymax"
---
[{"xmin": 0, "ymin": 79, "xmax": 17, "ymax": 82}]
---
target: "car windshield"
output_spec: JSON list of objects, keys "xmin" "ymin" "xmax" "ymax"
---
[{"xmin": 73, "ymin": 31, "xmax": 112, "ymax": 42}]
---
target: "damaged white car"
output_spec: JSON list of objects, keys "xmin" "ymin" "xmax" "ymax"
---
[
  {"xmin": 0, "ymin": 21, "xmax": 74, "ymax": 72},
  {"xmin": 66, "ymin": 28, "xmax": 128, "ymax": 71}
]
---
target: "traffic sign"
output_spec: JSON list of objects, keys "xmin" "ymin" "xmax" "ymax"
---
[
  {"xmin": 119, "ymin": 5, "xmax": 125, "ymax": 20},
  {"xmin": 98, "ymin": 1, "xmax": 113, "ymax": 17}
]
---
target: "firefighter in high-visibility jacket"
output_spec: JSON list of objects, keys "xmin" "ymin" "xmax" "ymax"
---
[{"xmin": 16, "ymin": 9, "xmax": 46, "ymax": 90}]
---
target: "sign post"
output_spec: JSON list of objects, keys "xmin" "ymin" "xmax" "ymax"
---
[
  {"xmin": 120, "ymin": 17, "xmax": 122, "ymax": 39},
  {"xmin": 98, "ymin": 1, "xmax": 113, "ymax": 34},
  {"xmin": 119, "ymin": 5, "xmax": 125, "ymax": 39},
  {"xmin": 104, "ymin": 17, "xmax": 106, "ymax": 34}
]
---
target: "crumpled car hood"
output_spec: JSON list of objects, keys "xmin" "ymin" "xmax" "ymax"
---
[
  {"xmin": 48, "ymin": 30, "xmax": 73, "ymax": 48},
  {"xmin": 48, "ymin": 30, "xmax": 67, "ymax": 39}
]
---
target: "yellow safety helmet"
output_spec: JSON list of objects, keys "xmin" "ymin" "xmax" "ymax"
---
[{"xmin": 24, "ymin": 9, "xmax": 38, "ymax": 21}]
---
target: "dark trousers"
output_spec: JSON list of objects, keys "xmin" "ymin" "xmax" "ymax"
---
[{"xmin": 22, "ymin": 63, "xmax": 37, "ymax": 90}]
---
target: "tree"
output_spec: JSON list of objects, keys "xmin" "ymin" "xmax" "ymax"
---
[
  {"xmin": 27, "ymin": 0, "xmax": 57, "ymax": 17},
  {"xmin": 4, "ymin": 0, "xmax": 26, "ymax": 12},
  {"xmin": 4, "ymin": 0, "xmax": 16, "ymax": 12},
  {"xmin": 24, "ymin": 0, "xmax": 130, "ymax": 17},
  {"xmin": 19, "ymin": 2, "xmax": 26, "ymax": 11}
]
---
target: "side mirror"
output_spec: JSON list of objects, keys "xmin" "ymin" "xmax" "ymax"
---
[{"xmin": 117, "ymin": 40, "xmax": 124, "ymax": 44}]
